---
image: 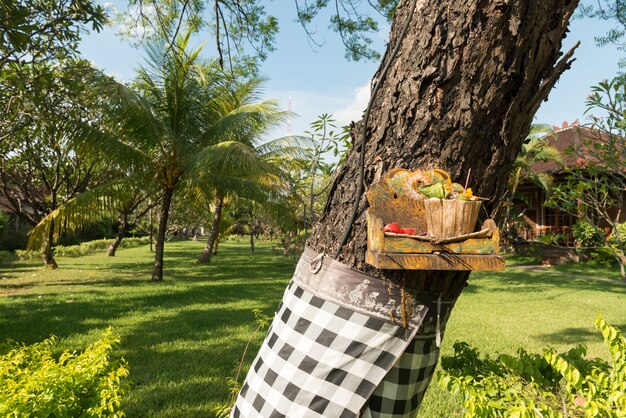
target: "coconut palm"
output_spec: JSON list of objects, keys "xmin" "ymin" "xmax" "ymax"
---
[
  {"xmin": 193, "ymin": 135, "xmax": 303, "ymax": 263},
  {"xmin": 28, "ymin": 31, "xmax": 293, "ymax": 281},
  {"xmin": 176, "ymin": 74, "xmax": 308, "ymax": 263}
]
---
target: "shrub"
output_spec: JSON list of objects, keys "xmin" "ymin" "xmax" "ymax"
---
[
  {"xmin": 609, "ymin": 222, "xmax": 626, "ymax": 251},
  {"xmin": 0, "ymin": 328, "xmax": 130, "ymax": 417},
  {"xmin": 16, "ymin": 237, "xmax": 150, "ymax": 260},
  {"xmin": 14, "ymin": 249, "xmax": 39, "ymax": 260},
  {"xmin": 439, "ymin": 315, "xmax": 626, "ymax": 417},
  {"xmin": 587, "ymin": 247, "xmax": 619, "ymax": 265},
  {"xmin": 572, "ymin": 220, "xmax": 605, "ymax": 247},
  {"xmin": 536, "ymin": 233, "xmax": 569, "ymax": 246}
]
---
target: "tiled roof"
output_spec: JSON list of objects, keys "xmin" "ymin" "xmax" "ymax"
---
[{"xmin": 532, "ymin": 125, "xmax": 613, "ymax": 173}]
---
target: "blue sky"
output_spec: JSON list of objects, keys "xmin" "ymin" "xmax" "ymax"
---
[{"xmin": 80, "ymin": 4, "xmax": 621, "ymax": 137}]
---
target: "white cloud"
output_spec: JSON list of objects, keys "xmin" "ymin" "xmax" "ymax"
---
[
  {"xmin": 265, "ymin": 89, "xmax": 346, "ymax": 135},
  {"xmin": 333, "ymin": 83, "xmax": 370, "ymax": 127},
  {"xmin": 263, "ymin": 82, "xmax": 372, "ymax": 141}
]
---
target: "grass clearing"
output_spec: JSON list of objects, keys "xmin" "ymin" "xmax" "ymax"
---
[{"xmin": 1, "ymin": 241, "xmax": 625, "ymax": 417}]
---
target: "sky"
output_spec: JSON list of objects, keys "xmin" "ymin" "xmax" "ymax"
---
[{"xmin": 80, "ymin": 3, "xmax": 622, "ymax": 137}]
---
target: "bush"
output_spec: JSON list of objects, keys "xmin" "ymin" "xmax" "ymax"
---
[
  {"xmin": 572, "ymin": 220, "xmax": 604, "ymax": 247},
  {"xmin": 16, "ymin": 237, "xmax": 150, "ymax": 260},
  {"xmin": 0, "ymin": 328, "xmax": 130, "ymax": 417},
  {"xmin": 609, "ymin": 222, "xmax": 626, "ymax": 250},
  {"xmin": 587, "ymin": 247, "xmax": 618, "ymax": 265},
  {"xmin": 439, "ymin": 315, "xmax": 626, "ymax": 417},
  {"xmin": 14, "ymin": 249, "xmax": 39, "ymax": 260}
]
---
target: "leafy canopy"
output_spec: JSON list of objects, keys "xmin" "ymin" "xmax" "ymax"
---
[
  {"xmin": 116, "ymin": 0, "xmax": 398, "ymax": 62},
  {"xmin": 0, "ymin": 0, "xmax": 107, "ymax": 67}
]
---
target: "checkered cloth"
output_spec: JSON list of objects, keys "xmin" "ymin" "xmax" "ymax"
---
[
  {"xmin": 231, "ymin": 249, "xmax": 455, "ymax": 418},
  {"xmin": 361, "ymin": 335, "xmax": 441, "ymax": 417}
]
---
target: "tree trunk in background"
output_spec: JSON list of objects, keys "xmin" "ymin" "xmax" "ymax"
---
[
  {"xmin": 213, "ymin": 235, "xmax": 219, "ymax": 255},
  {"xmin": 42, "ymin": 219, "xmax": 58, "ymax": 269},
  {"xmin": 250, "ymin": 228, "xmax": 255, "ymax": 253},
  {"xmin": 152, "ymin": 187, "xmax": 174, "ymax": 281},
  {"xmin": 149, "ymin": 204, "xmax": 153, "ymax": 252},
  {"xmin": 199, "ymin": 194, "xmax": 224, "ymax": 263},
  {"xmin": 308, "ymin": 0, "xmax": 579, "ymax": 299},
  {"xmin": 108, "ymin": 217, "xmax": 128, "ymax": 257},
  {"xmin": 502, "ymin": 166, "xmax": 523, "ymax": 235}
]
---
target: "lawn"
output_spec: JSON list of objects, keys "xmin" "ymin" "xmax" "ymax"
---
[{"xmin": 1, "ymin": 241, "xmax": 625, "ymax": 417}]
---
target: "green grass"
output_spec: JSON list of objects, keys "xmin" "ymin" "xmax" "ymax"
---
[
  {"xmin": 1, "ymin": 241, "xmax": 625, "ymax": 417},
  {"xmin": 0, "ymin": 240, "xmax": 294, "ymax": 417}
]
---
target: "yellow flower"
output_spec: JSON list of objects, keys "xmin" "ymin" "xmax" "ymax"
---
[{"xmin": 463, "ymin": 188, "xmax": 474, "ymax": 199}]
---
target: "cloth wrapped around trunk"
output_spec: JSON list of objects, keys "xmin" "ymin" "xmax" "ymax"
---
[{"xmin": 231, "ymin": 248, "xmax": 456, "ymax": 418}]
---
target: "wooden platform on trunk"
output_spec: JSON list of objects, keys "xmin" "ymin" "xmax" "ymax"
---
[
  {"xmin": 365, "ymin": 168, "xmax": 505, "ymax": 272},
  {"xmin": 366, "ymin": 251, "xmax": 506, "ymax": 271}
]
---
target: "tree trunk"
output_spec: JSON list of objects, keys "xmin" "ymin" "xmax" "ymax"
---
[
  {"xmin": 250, "ymin": 228, "xmax": 255, "ymax": 253},
  {"xmin": 108, "ymin": 218, "xmax": 128, "ymax": 257},
  {"xmin": 149, "ymin": 204, "xmax": 153, "ymax": 252},
  {"xmin": 42, "ymin": 219, "xmax": 58, "ymax": 269},
  {"xmin": 213, "ymin": 234, "xmax": 219, "ymax": 255},
  {"xmin": 306, "ymin": 0, "xmax": 578, "ymax": 409},
  {"xmin": 152, "ymin": 187, "xmax": 175, "ymax": 281},
  {"xmin": 199, "ymin": 194, "xmax": 224, "ymax": 263},
  {"xmin": 503, "ymin": 166, "xmax": 523, "ymax": 235},
  {"xmin": 309, "ymin": 0, "xmax": 578, "ymax": 299},
  {"xmin": 618, "ymin": 254, "xmax": 626, "ymax": 283}
]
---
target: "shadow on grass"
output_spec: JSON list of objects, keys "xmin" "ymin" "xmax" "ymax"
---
[
  {"xmin": 0, "ymin": 243, "xmax": 294, "ymax": 417},
  {"xmin": 534, "ymin": 323, "xmax": 626, "ymax": 345},
  {"xmin": 9, "ymin": 242, "xmax": 623, "ymax": 416},
  {"xmin": 464, "ymin": 268, "xmax": 626, "ymax": 295},
  {"xmin": 118, "ymin": 293, "xmax": 288, "ymax": 416}
]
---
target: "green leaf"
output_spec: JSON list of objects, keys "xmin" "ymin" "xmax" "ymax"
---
[{"xmin": 418, "ymin": 183, "xmax": 446, "ymax": 199}]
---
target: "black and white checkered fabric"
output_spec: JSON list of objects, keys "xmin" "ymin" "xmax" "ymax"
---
[
  {"xmin": 232, "ymin": 280, "xmax": 420, "ymax": 418},
  {"xmin": 361, "ymin": 335, "xmax": 441, "ymax": 417},
  {"xmin": 231, "ymin": 249, "xmax": 455, "ymax": 418}
]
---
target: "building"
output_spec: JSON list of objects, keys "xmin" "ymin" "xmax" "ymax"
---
[{"xmin": 514, "ymin": 123, "xmax": 625, "ymax": 242}]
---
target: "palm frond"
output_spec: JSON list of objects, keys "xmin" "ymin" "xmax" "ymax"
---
[
  {"xmin": 87, "ymin": 70, "xmax": 171, "ymax": 150},
  {"xmin": 193, "ymin": 141, "xmax": 280, "ymax": 180},
  {"xmin": 27, "ymin": 178, "xmax": 156, "ymax": 250},
  {"xmin": 70, "ymin": 119, "xmax": 153, "ymax": 172},
  {"xmin": 255, "ymin": 135, "xmax": 311, "ymax": 159},
  {"xmin": 199, "ymin": 100, "xmax": 287, "ymax": 146},
  {"xmin": 527, "ymin": 123, "xmax": 554, "ymax": 138},
  {"xmin": 526, "ymin": 172, "xmax": 555, "ymax": 195}
]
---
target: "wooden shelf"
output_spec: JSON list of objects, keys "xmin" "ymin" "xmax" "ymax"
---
[
  {"xmin": 365, "ymin": 168, "xmax": 505, "ymax": 272},
  {"xmin": 366, "ymin": 251, "xmax": 505, "ymax": 271}
]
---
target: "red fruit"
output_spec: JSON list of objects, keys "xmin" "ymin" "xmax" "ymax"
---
[
  {"xmin": 399, "ymin": 228, "xmax": 416, "ymax": 235},
  {"xmin": 383, "ymin": 222, "xmax": 400, "ymax": 233}
]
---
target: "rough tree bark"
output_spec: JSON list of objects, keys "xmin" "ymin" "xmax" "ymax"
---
[{"xmin": 309, "ymin": 0, "xmax": 579, "ymax": 300}]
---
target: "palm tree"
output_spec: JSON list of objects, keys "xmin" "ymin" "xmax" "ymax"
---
[
  {"xmin": 182, "ymin": 76, "xmax": 307, "ymax": 263},
  {"xmin": 503, "ymin": 123, "xmax": 564, "ymax": 234},
  {"xmin": 194, "ymin": 135, "xmax": 303, "ymax": 263},
  {"xmin": 28, "ymin": 32, "xmax": 290, "ymax": 281}
]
